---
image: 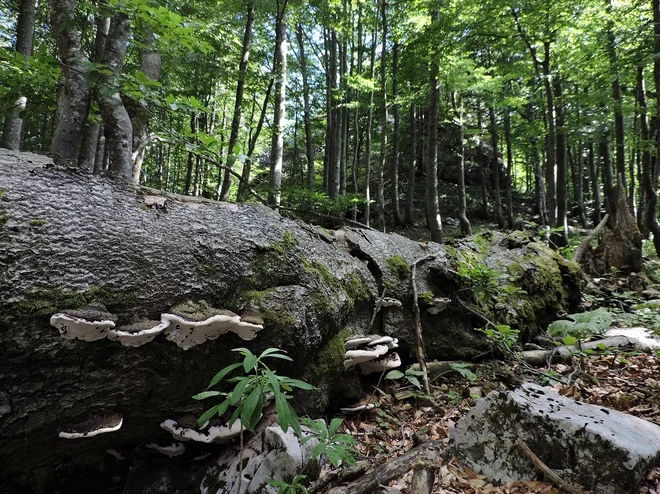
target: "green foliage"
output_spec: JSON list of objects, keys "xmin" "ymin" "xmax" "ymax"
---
[
  {"xmin": 385, "ymin": 368, "xmax": 427, "ymax": 389},
  {"xmin": 418, "ymin": 291, "xmax": 435, "ymax": 306},
  {"xmin": 480, "ymin": 324, "xmax": 520, "ymax": 355},
  {"xmin": 194, "ymin": 348, "xmax": 315, "ymax": 434},
  {"xmin": 280, "ymin": 186, "xmax": 364, "ymax": 217},
  {"xmin": 301, "ymin": 418, "xmax": 357, "ymax": 468},
  {"xmin": 547, "ymin": 308, "xmax": 613, "ymax": 341},
  {"xmin": 267, "ymin": 476, "xmax": 309, "ymax": 494}
]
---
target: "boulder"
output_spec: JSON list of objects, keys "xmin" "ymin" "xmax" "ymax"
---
[{"xmin": 447, "ymin": 383, "xmax": 660, "ymax": 494}]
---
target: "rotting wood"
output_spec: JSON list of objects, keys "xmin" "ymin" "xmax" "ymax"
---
[{"xmin": 325, "ymin": 440, "xmax": 444, "ymax": 494}]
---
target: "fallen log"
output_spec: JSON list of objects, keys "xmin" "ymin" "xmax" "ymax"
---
[{"xmin": 0, "ymin": 149, "xmax": 581, "ymax": 484}]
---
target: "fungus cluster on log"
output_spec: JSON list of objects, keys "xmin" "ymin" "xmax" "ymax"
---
[
  {"xmin": 49, "ymin": 301, "xmax": 263, "ymax": 349},
  {"xmin": 161, "ymin": 416, "xmax": 243, "ymax": 444},
  {"xmin": 344, "ymin": 335, "xmax": 401, "ymax": 375}
]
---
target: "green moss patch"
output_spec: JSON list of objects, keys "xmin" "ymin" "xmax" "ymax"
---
[{"xmin": 387, "ymin": 255, "xmax": 410, "ymax": 279}]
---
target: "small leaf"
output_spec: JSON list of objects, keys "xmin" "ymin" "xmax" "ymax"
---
[
  {"xmin": 208, "ymin": 362, "xmax": 242, "ymax": 388},
  {"xmin": 386, "ymin": 370, "xmax": 404, "ymax": 380},
  {"xmin": 192, "ymin": 390, "xmax": 223, "ymax": 400},
  {"xmin": 275, "ymin": 392, "xmax": 291, "ymax": 432},
  {"xmin": 243, "ymin": 353, "xmax": 257, "ymax": 373},
  {"xmin": 329, "ymin": 418, "xmax": 343, "ymax": 435}
]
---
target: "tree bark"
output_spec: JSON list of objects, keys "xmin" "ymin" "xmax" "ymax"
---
[
  {"xmin": 96, "ymin": 10, "xmax": 132, "ymax": 182},
  {"xmin": 542, "ymin": 41, "xmax": 557, "ymax": 227},
  {"xmin": 457, "ymin": 103, "xmax": 472, "ymax": 235},
  {"xmin": 2, "ymin": 0, "xmax": 37, "ymax": 150},
  {"xmin": 638, "ymin": 66, "xmax": 660, "ymax": 245},
  {"xmin": 652, "ymin": 0, "xmax": 660, "ymax": 256},
  {"xmin": 268, "ymin": 0, "xmax": 288, "ymax": 208},
  {"xmin": 504, "ymin": 106, "xmax": 514, "ymax": 229},
  {"xmin": 296, "ymin": 24, "xmax": 315, "ymax": 190},
  {"xmin": 220, "ymin": 1, "xmax": 254, "ymax": 201},
  {"xmin": 48, "ymin": 0, "xmax": 91, "ymax": 164}
]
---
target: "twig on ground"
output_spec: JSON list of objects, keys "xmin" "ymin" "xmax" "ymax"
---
[{"xmin": 515, "ymin": 438, "xmax": 591, "ymax": 494}]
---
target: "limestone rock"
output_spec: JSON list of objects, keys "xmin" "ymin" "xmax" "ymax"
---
[{"xmin": 447, "ymin": 383, "xmax": 660, "ymax": 494}]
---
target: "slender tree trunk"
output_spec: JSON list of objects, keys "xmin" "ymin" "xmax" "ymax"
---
[
  {"xmin": 376, "ymin": 0, "xmax": 388, "ymax": 231},
  {"xmin": 79, "ymin": 16, "xmax": 110, "ymax": 172},
  {"xmin": 184, "ymin": 114, "xmax": 196, "ymax": 195},
  {"xmin": 216, "ymin": 98, "xmax": 228, "ymax": 199},
  {"xmin": 426, "ymin": 10, "xmax": 443, "ymax": 243},
  {"xmin": 340, "ymin": 35, "xmax": 349, "ymax": 196},
  {"xmin": 554, "ymin": 77, "xmax": 568, "ymax": 247},
  {"xmin": 638, "ymin": 66, "xmax": 653, "ymax": 237},
  {"xmin": 405, "ymin": 103, "xmax": 417, "ymax": 225},
  {"xmin": 600, "ymin": 131, "xmax": 616, "ymax": 212},
  {"xmin": 363, "ymin": 29, "xmax": 377, "ymax": 226},
  {"xmin": 588, "ymin": 138, "xmax": 601, "ymax": 225},
  {"xmin": 489, "ymin": 106, "xmax": 505, "ymax": 228},
  {"xmin": 297, "ymin": 24, "xmax": 315, "ymax": 190},
  {"xmin": 542, "ymin": 41, "xmax": 557, "ymax": 227},
  {"xmin": 504, "ymin": 106, "xmax": 514, "ymax": 229},
  {"xmin": 238, "ymin": 79, "xmax": 273, "ymax": 202},
  {"xmin": 130, "ymin": 27, "xmax": 162, "ymax": 184},
  {"xmin": 651, "ymin": 0, "xmax": 660, "ymax": 255},
  {"xmin": 48, "ymin": 0, "xmax": 91, "ymax": 164},
  {"xmin": 268, "ymin": 0, "xmax": 288, "ymax": 208},
  {"xmin": 328, "ymin": 31, "xmax": 341, "ymax": 199},
  {"xmin": 457, "ymin": 101, "xmax": 471, "ymax": 235},
  {"xmin": 351, "ymin": 5, "xmax": 363, "ymax": 221},
  {"xmin": 96, "ymin": 9, "xmax": 132, "ymax": 181},
  {"xmin": 607, "ymin": 0, "xmax": 627, "ymax": 192},
  {"xmin": 323, "ymin": 28, "xmax": 331, "ymax": 195},
  {"xmin": 2, "ymin": 0, "xmax": 37, "ymax": 150},
  {"xmin": 391, "ymin": 42, "xmax": 403, "ymax": 226},
  {"xmin": 220, "ymin": 1, "xmax": 254, "ymax": 200},
  {"xmin": 528, "ymin": 104, "xmax": 547, "ymax": 224}
]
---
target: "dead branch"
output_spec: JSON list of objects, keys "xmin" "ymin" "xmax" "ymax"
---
[
  {"xmin": 515, "ymin": 438, "xmax": 591, "ymax": 494},
  {"xmin": 572, "ymin": 214, "xmax": 609, "ymax": 263},
  {"xmin": 412, "ymin": 255, "xmax": 436, "ymax": 395}
]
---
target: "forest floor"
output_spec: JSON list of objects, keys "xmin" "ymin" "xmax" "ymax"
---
[{"xmin": 323, "ymin": 247, "xmax": 660, "ymax": 494}]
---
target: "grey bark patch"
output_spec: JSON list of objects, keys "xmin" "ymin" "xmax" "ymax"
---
[{"xmin": 447, "ymin": 383, "xmax": 660, "ymax": 494}]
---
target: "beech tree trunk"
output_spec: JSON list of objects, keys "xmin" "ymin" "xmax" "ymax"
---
[
  {"xmin": 376, "ymin": 0, "xmax": 388, "ymax": 231},
  {"xmin": 220, "ymin": 1, "xmax": 254, "ymax": 201},
  {"xmin": 391, "ymin": 42, "xmax": 403, "ymax": 226},
  {"xmin": 405, "ymin": 103, "xmax": 417, "ymax": 225},
  {"xmin": 2, "ymin": 0, "xmax": 37, "ymax": 150},
  {"xmin": 489, "ymin": 106, "xmax": 505, "ymax": 228},
  {"xmin": 130, "ymin": 28, "xmax": 162, "ymax": 184},
  {"xmin": 49, "ymin": 0, "xmax": 91, "ymax": 164},
  {"xmin": 362, "ymin": 29, "xmax": 377, "ymax": 226},
  {"xmin": 268, "ymin": 0, "xmax": 288, "ymax": 208},
  {"xmin": 554, "ymin": 77, "xmax": 568, "ymax": 247},
  {"xmin": 297, "ymin": 24, "xmax": 315, "ymax": 190},
  {"xmin": 96, "ymin": 10, "xmax": 132, "ymax": 182},
  {"xmin": 426, "ymin": 10, "xmax": 443, "ymax": 243}
]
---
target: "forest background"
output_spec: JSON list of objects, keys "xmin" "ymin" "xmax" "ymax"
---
[{"xmin": 1, "ymin": 0, "xmax": 659, "ymax": 251}]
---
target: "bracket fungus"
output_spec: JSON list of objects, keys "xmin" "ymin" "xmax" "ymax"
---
[
  {"xmin": 427, "ymin": 297, "xmax": 451, "ymax": 315},
  {"xmin": 340, "ymin": 403, "xmax": 376, "ymax": 414},
  {"xmin": 161, "ymin": 417, "xmax": 243, "ymax": 444},
  {"xmin": 107, "ymin": 320, "xmax": 170, "ymax": 347},
  {"xmin": 146, "ymin": 442, "xmax": 186, "ymax": 457},
  {"xmin": 344, "ymin": 334, "xmax": 402, "ymax": 374},
  {"xmin": 379, "ymin": 297, "xmax": 402, "ymax": 308},
  {"xmin": 50, "ymin": 305, "xmax": 118, "ymax": 341},
  {"xmin": 163, "ymin": 301, "xmax": 263, "ymax": 350},
  {"xmin": 59, "ymin": 414, "xmax": 123, "ymax": 439}
]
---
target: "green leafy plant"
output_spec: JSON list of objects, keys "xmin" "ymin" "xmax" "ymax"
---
[
  {"xmin": 547, "ymin": 308, "xmax": 613, "ymax": 341},
  {"xmin": 267, "ymin": 475, "xmax": 309, "ymax": 494},
  {"xmin": 481, "ymin": 324, "xmax": 520, "ymax": 354},
  {"xmin": 301, "ymin": 418, "xmax": 357, "ymax": 468},
  {"xmin": 385, "ymin": 368, "xmax": 427, "ymax": 389},
  {"xmin": 193, "ymin": 347, "xmax": 315, "ymax": 434}
]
